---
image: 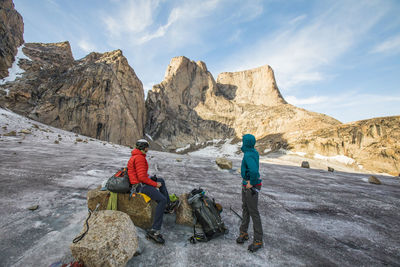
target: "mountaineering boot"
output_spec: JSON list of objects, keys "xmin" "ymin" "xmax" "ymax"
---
[
  {"xmin": 248, "ymin": 240, "xmax": 263, "ymax": 252},
  {"xmin": 236, "ymin": 232, "xmax": 249, "ymax": 244},
  {"xmin": 165, "ymin": 200, "xmax": 181, "ymax": 214},
  {"xmin": 146, "ymin": 229, "xmax": 165, "ymax": 244}
]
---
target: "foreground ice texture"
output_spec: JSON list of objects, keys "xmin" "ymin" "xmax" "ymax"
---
[{"xmin": 0, "ymin": 108, "xmax": 399, "ymax": 266}]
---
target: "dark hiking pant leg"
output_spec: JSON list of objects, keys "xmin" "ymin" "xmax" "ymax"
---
[
  {"xmin": 156, "ymin": 177, "xmax": 170, "ymax": 206},
  {"xmin": 141, "ymin": 185, "xmax": 167, "ymax": 230},
  {"xmin": 240, "ymin": 187, "xmax": 250, "ymax": 233},
  {"xmin": 247, "ymin": 186, "xmax": 263, "ymax": 241}
]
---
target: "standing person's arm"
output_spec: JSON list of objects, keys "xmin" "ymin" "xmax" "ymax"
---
[{"xmin": 245, "ymin": 156, "xmax": 259, "ymax": 186}]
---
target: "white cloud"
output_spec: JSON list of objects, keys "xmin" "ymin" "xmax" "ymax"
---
[
  {"xmin": 370, "ymin": 34, "xmax": 400, "ymax": 54},
  {"xmin": 103, "ymin": 0, "xmax": 161, "ymax": 38},
  {"xmin": 219, "ymin": 0, "xmax": 389, "ymax": 91},
  {"xmin": 286, "ymin": 95, "xmax": 328, "ymax": 105},
  {"xmin": 77, "ymin": 40, "xmax": 97, "ymax": 53},
  {"xmin": 287, "ymin": 92, "xmax": 400, "ymax": 122},
  {"xmin": 288, "ymin": 14, "xmax": 307, "ymax": 25}
]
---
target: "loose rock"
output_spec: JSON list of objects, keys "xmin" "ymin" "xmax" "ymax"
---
[
  {"xmin": 4, "ymin": 131, "xmax": 16, "ymax": 136},
  {"xmin": 216, "ymin": 157, "xmax": 233, "ymax": 169},
  {"xmin": 368, "ymin": 176, "xmax": 381, "ymax": 185},
  {"xmin": 28, "ymin": 205, "xmax": 39, "ymax": 211},
  {"xmin": 301, "ymin": 161, "xmax": 310, "ymax": 168},
  {"xmin": 328, "ymin": 167, "xmax": 334, "ymax": 172}
]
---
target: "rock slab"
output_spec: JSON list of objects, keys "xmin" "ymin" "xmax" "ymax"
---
[
  {"xmin": 70, "ymin": 210, "xmax": 138, "ymax": 267},
  {"xmin": 87, "ymin": 188, "xmax": 156, "ymax": 229}
]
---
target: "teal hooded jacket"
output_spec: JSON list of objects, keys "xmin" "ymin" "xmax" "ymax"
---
[{"xmin": 241, "ymin": 134, "xmax": 261, "ymax": 186}]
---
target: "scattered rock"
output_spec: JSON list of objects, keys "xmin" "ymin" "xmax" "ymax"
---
[
  {"xmin": 58, "ymin": 137, "xmax": 62, "ymax": 141},
  {"xmin": 2, "ymin": 126, "xmax": 7, "ymax": 130},
  {"xmin": 216, "ymin": 157, "xmax": 233, "ymax": 169},
  {"xmin": 328, "ymin": 167, "xmax": 334, "ymax": 172},
  {"xmin": 76, "ymin": 138, "xmax": 83, "ymax": 142},
  {"xmin": 32, "ymin": 124, "xmax": 39, "ymax": 129},
  {"xmin": 70, "ymin": 210, "xmax": 138, "ymax": 267},
  {"xmin": 368, "ymin": 176, "xmax": 381, "ymax": 185},
  {"xmin": 176, "ymin": 158, "xmax": 182, "ymax": 162},
  {"xmin": 54, "ymin": 140, "xmax": 59, "ymax": 144},
  {"xmin": 83, "ymin": 139, "xmax": 88, "ymax": 143},
  {"xmin": 19, "ymin": 129, "xmax": 31, "ymax": 134},
  {"xmin": 301, "ymin": 161, "xmax": 310, "ymax": 168},
  {"xmin": 46, "ymin": 136, "xmax": 49, "ymax": 139},
  {"xmin": 18, "ymin": 141, "xmax": 22, "ymax": 144},
  {"xmin": 87, "ymin": 188, "xmax": 156, "ymax": 229},
  {"xmin": 89, "ymin": 139, "xmax": 94, "ymax": 141},
  {"xmin": 28, "ymin": 205, "xmax": 39, "ymax": 211},
  {"xmin": 4, "ymin": 131, "xmax": 16, "ymax": 136},
  {"xmin": 74, "ymin": 142, "xmax": 77, "ymax": 144},
  {"xmin": 58, "ymin": 134, "xmax": 61, "ymax": 137},
  {"xmin": 75, "ymin": 134, "xmax": 78, "ymax": 137}
]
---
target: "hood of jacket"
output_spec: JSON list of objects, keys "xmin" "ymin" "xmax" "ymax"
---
[{"xmin": 241, "ymin": 134, "xmax": 256, "ymax": 152}]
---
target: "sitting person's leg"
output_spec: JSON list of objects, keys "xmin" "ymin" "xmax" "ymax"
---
[
  {"xmin": 155, "ymin": 177, "xmax": 171, "ymax": 206},
  {"xmin": 141, "ymin": 185, "xmax": 167, "ymax": 231}
]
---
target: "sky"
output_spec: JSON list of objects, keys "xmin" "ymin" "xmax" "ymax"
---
[{"xmin": 13, "ymin": 0, "xmax": 400, "ymax": 123}]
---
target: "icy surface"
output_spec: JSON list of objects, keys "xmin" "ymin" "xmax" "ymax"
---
[
  {"xmin": 1, "ymin": 108, "xmax": 400, "ymax": 266},
  {"xmin": 0, "ymin": 46, "xmax": 30, "ymax": 89}
]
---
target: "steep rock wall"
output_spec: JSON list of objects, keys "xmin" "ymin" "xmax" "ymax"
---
[{"xmin": 0, "ymin": 0, "xmax": 24, "ymax": 79}]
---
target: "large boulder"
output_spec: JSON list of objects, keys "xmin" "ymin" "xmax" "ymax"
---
[
  {"xmin": 87, "ymin": 187, "xmax": 156, "ymax": 229},
  {"xmin": 70, "ymin": 210, "xmax": 138, "ymax": 267},
  {"xmin": 216, "ymin": 157, "xmax": 233, "ymax": 169}
]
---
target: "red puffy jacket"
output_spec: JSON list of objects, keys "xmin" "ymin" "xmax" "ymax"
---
[{"xmin": 127, "ymin": 148, "xmax": 157, "ymax": 187}]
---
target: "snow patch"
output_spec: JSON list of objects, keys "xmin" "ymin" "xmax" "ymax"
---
[
  {"xmin": 0, "ymin": 45, "xmax": 30, "ymax": 89},
  {"xmin": 314, "ymin": 153, "xmax": 355, "ymax": 165},
  {"xmin": 189, "ymin": 139, "xmax": 240, "ymax": 158},
  {"xmin": 287, "ymin": 151, "xmax": 307, "ymax": 156},
  {"xmin": 176, "ymin": 144, "xmax": 190, "ymax": 153}
]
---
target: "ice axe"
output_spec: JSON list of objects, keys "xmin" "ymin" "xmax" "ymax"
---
[{"xmin": 230, "ymin": 206, "xmax": 242, "ymax": 221}]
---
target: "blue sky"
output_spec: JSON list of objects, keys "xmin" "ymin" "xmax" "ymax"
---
[{"xmin": 13, "ymin": 0, "xmax": 400, "ymax": 123}]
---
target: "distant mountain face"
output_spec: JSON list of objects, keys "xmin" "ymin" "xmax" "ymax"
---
[
  {"xmin": 145, "ymin": 56, "xmax": 341, "ymax": 150},
  {"xmin": 288, "ymin": 116, "xmax": 400, "ymax": 176},
  {"xmin": 0, "ymin": 0, "xmax": 24, "ymax": 79},
  {"xmin": 0, "ymin": 42, "xmax": 145, "ymax": 146}
]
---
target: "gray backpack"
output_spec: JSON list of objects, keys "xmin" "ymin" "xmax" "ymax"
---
[{"xmin": 187, "ymin": 188, "xmax": 228, "ymax": 243}]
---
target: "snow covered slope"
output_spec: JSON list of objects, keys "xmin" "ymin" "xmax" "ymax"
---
[{"xmin": 1, "ymin": 108, "xmax": 399, "ymax": 266}]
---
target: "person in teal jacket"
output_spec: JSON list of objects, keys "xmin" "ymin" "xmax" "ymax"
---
[{"xmin": 236, "ymin": 134, "xmax": 263, "ymax": 252}]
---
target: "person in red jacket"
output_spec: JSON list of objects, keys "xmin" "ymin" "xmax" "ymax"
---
[{"xmin": 127, "ymin": 139, "xmax": 174, "ymax": 244}]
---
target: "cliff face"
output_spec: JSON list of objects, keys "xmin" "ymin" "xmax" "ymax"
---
[
  {"xmin": 145, "ymin": 56, "xmax": 235, "ymax": 149},
  {"xmin": 0, "ymin": 42, "xmax": 145, "ymax": 146},
  {"xmin": 146, "ymin": 56, "xmax": 341, "ymax": 150},
  {"xmin": 288, "ymin": 116, "xmax": 400, "ymax": 176},
  {"xmin": 0, "ymin": 0, "xmax": 24, "ymax": 79}
]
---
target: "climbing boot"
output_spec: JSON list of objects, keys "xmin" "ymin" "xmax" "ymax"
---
[
  {"xmin": 236, "ymin": 232, "xmax": 249, "ymax": 244},
  {"xmin": 248, "ymin": 240, "xmax": 263, "ymax": 252},
  {"xmin": 165, "ymin": 200, "xmax": 180, "ymax": 214},
  {"xmin": 146, "ymin": 229, "xmax": 165, "ymax": 244}
]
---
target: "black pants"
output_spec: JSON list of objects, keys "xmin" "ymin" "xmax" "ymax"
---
[
  {"xmin": 239, "ymin": 186, "xmax": 263, "ymax": 242},
  {"xmin": 140, "ymin": 177, "xmax": 170, "ymax": 230}
]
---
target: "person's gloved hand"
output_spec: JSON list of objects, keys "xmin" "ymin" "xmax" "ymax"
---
[{"xmin": 150, "ymin": 175, "xmax": 157, "ymax": 181}]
